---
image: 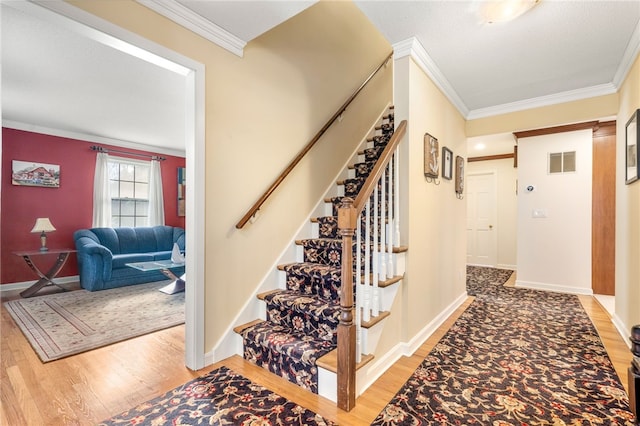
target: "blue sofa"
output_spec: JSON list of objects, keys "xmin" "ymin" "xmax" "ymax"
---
[{"xmin": 73, "ymin": 226, "xmax": 185, "ymax": 291}]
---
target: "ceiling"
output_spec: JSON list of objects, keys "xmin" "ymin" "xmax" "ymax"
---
[{"xmin": 2, "ymin": 1, "xmax": 639, "ymax": 157}]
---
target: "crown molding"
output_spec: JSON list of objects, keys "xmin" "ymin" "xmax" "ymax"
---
[
  {"xmin": 136, "ymin": 0, "xmax": 246, "ymax": 58},
  {"xmin": 612, "ymin": 19, "xmax": 640, "ymax": 89},
  {"xmin": 394, "ymin": 31, "xmax": 635, "ymax": 121},
  {"xmin": 2, "ymin": 120, "xmax": 186, "ymax": 158},
  {"xmin": 393, "ymin": 38, "xmax": 469, "ymax": 118},
  {"xmin": 466, "ymin": 83, "xmax": 617, "ymax": 120}
]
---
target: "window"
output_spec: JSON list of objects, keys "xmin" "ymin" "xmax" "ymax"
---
[
  {"xmin": 108, "ymin": 158, "xmax": 150, "ymax": 227},
  {"xmin": 549, "ymin": 151, "xmax": 576, "ymax": 174}
]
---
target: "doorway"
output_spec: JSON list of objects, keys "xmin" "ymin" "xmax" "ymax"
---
[
  {"xmin": 15, "ymin": 1, "xmax": 207, "ymax": 369},
  {"xmin": 466, "ymin": 171, "xmax": 498, "ymax": 266}
]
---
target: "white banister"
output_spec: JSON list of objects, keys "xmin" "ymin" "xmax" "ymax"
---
[
  {"xmin": 372, "ymin": 183, "xmax": 380, "ymax": 317},
  {"xmin": 387, "ymin": 157, "xmax": 395, "ymax": 278},
  {"xmin": 363, "ymin": 198, "xmax": 371, "ymax": 322}
]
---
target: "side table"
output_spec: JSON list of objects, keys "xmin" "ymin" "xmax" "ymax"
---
[{"xmin": 14, "ymin": 249, "xmax": 77, "ymax": 298}]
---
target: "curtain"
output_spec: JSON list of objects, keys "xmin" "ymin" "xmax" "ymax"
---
[
  {"xmin": 92, "ymin": 152, "xmax": 112, "ymax": 227},
  {"xmin": 148, "ymin": 159, "xmax": 165, "ymax": 226}
]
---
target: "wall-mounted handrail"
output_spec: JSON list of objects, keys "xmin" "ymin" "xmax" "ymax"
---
[{"xmin": 236, "ymin": 51, "xmax": 394, "ymax": 229}]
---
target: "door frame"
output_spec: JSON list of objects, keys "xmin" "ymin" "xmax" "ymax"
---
[
  {"xmin": 467, "ymin": 170, "xmax": 498, "ymax": 267},
  {"xmin": 21, "ymin": 1, "xmax": 207, "ymax": 369}
]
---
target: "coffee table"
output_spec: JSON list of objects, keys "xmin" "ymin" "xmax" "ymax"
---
[{"xmin": 126, "ymin": 260, "xmax": 186, "ymax": 294}]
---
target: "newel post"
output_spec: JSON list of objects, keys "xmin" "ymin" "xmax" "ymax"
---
[{"xmin": 337, "ymin": 197, "xmax": 357, "ymax": 411}]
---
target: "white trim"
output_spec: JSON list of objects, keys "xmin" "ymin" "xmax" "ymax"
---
[
  {"xmin": 2, "ymin": 120, "xmax": 186, "ymax": 159},
  {"xmin": 0, "ymin": 276, "xmax": 79, "ymax": 296},
  {"xmin": 467, "ymin": 83, "xmax": 618, "ymax": 120},
  {"xmin": 19, "ymin": 0, "xmax": 207, "ymax": 370},
  {"xmin": 514, "ymin": 280, "xmax": 593, "ymax": 295},
  {"xmin": 611, "ymin": 313, "xmax": 632, "ymax": 349},
  {"xmin": 392, "ymin": 31, "xmax": 638, "ymax": 120},
  {"xmin": 393, "ymin": 38, "xmax": 469, "ymax": 118},
  {"xmin": 612, "ymin": 19, "xmax": 640, "ymax": 89},
  {"xmin": 136, "ymin": 0, "xmax": 246, "ymax": 58},
  {"xmin": 356, "ymin": 291, "xmax": 468, "ymax": 396}
]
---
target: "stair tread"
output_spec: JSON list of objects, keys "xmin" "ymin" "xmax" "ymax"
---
[
  {"xmin": 263, "ymin": 289, "xmax": 340, "ymax": 318},
  {"xmin": 240, "ymin": 321, "xmax": 335, "ymax": 364},
  {"xmin": 316, "ymin": 350, "xmax": 374, "ymax": 373},
  {"xmin": 361, "ymin": 310, "xmax": 390, "ymax": 328},
  {"xmin": 278, "ymin": 262, "xmax": 341, "ymax": 273},
  {"xmin": 233, "ymin": 319, "xmax": 263, "ymax": 335}
]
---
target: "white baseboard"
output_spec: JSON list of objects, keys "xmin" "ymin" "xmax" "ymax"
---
[
  {"xmin": 357, "ymin": 291, "xmax": 469, "ymax": 395},
  {"xmin": 611, "ymin": 313, "xmax": 632, "ymax": 349},
  {"xmin": 515, "ymin": 280, "xmax": 593, "ymax": 295},
  {"xmin": 0, "ymin": 275, "xmax": 79, "ymax": 297},
  {"xmin": 497, "ymin": 263, "xmax": 517, "ymax": 270}
]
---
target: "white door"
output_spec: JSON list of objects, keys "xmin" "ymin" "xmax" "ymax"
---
[{"xmin": 467, "ymin": 172, "xmax": 497, "ymax": 266}]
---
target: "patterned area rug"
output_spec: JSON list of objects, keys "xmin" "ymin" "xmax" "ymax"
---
[
  {"xmin": 4, "ymin": 281, "xmax": 184, "ymax": 362},
  {"xmin": 99, "ymin": 365, "xmax": 334, "ymax": 425},
  {"xmin": 372, "ymin": 266, "xmax": 635, "ymax": 425}
]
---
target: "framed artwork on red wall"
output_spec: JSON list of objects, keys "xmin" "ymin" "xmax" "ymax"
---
[
  {"xmin": 177, "ymin": 167, "xmax": 186, "ymax": 217},
  {"xmin": 12, "ymin": 160, "xmax": 60, "ymax": 188}
]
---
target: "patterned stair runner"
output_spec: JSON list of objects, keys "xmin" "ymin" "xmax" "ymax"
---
[{"xmin": 238, "ymin": 111, "xmax": 394, "ymax": 394}]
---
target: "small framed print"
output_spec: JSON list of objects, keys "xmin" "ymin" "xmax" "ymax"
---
[
  {"xmin": 455, "ymin": 155, "xmax": 465, "ymax": 196},
  {"xmin": 626, "ymin": 109, "xmax": 639, "ymax": 184},
  {"xmin": 424, "ymin": 133, "xmax": 439, "ymax": 178},
  {"xmin": 442, "ymin": 147, "xmax": 453, "ymax": 180}
]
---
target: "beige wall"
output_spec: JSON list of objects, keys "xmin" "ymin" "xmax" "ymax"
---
[
  {"xmin": 467, "ymin": 158, "xmax": 517, "ymax": 269},
  {"xmin": 616, "ymin": 54, "xmax": 640, "ymax": 334},
  {"xmin": 387, "ymin": 56, "xmax": 467, "ymax": 349},
  {"xmin": 70, "ymin": 0, "xmax": 393, "ymax": 352}
]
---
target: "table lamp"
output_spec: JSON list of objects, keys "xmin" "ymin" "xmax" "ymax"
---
[{"xmin": 31, "ymin": 218, "xmax": 56, "ymax": 251}]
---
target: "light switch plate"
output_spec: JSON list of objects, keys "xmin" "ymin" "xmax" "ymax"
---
[{"xmin": 532, "ymin": 209, "xmax": 548, "ymax": 218}]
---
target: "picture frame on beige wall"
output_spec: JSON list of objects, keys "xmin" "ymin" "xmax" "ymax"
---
[
  {"xmin": 442, "ymin": 147, "xmax": 453, "ymax": 180},
  {"xmin": 626, "ymin": 109, "xmax": 639, "ymax": 185},
  {"xmin": 424, "ymin": 133, "xmax": 439, "ymax": 178}
]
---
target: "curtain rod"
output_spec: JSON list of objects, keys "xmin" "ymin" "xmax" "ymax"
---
[{"xmin": 90, "ymin": 145, "xmax": 166, "ymax": 161}]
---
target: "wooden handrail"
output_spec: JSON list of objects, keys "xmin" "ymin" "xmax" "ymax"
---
[
  {"xmin": 236, "ymin": 51, "xmax": 394, "ymax": 229},
  {"xmin": 336, "ymin": 119, "xmax": 406, "ymax": 411},
  {"xmin": 353, "ymin": 120, "xmax": 406, "ymax": 214}
]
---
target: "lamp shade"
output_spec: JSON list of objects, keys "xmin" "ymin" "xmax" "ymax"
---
[{"xmin": 31, "ymin": 218, "xmax": 56, "ymax": 233}]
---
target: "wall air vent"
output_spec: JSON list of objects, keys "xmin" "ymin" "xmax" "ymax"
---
[{"xmin": 549, "ymin": 151, "xmax": 576, "ymax": 174}]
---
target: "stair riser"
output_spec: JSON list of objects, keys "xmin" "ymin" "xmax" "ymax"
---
[
  {"xmin": 265, "ymin": 304, "xmax": 338, "ymax": 344},
  {"xmin": 284, "ymin": 267, "xmax": 341, "ymax": 301},
  {"xmin": 243, "ymin": 341, "xmax": 320, "ymax": 394},
  {"xmin": 301, "ymin": 240, "xmax": 344, "ymax": 266}
]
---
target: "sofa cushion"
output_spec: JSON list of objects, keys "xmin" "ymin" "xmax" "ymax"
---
[{"xmin": 112, "ymin": 253, "xmax": 155, "ymax": 269}]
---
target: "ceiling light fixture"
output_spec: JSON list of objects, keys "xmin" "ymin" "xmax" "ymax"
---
[
  {"xmin": 475, "ymin": 143, "xmax": 486, "ymax": 150},
  {"xmin": 480, "ymin": 0, "xmax": 540, "ymax": 24}
]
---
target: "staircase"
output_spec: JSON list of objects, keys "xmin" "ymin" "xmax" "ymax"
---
[{"xmin": 235, "ymin": 108, "xmax": 402, "ymax": 400}]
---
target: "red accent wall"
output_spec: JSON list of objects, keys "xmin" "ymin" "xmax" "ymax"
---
[{"xmin": 1, "ymin": 127, "xmax": 186, "ymax": 285}]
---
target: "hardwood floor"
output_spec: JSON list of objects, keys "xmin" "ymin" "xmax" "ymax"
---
[{"xmin": 0, "ymin": 282, "xmax": 633, "ymax": 425}]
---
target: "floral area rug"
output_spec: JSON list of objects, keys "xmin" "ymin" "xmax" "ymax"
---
[
  {"xmin": 99, "ymin": 365, "xmax": 334, "ymax": 425},
  {"xmin": 372, "ymin": 266, "xmax": 635, "ymax": 425}
]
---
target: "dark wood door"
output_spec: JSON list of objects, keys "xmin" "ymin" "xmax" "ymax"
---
[{"xmin": 592, "ymin": 121, "xmax": 616, "ymax": 295}]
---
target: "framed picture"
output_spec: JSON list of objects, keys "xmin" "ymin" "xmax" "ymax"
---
[
  {"xmin": 442, "ymin": 147, "xmax": 453, "ymax": 180},
  {"xmin": 455, "ymin": 155, "xmax": 465, "ymax": 196},
  {"xmin": 424, "ymin": 133, "xmax": 439, "ymax": 178},
  {"xmin": 626, "ymin": 109, "xmax": 639, "ymax": 184},
  {"xmin": 177, "ymin": 167, "xmax": 186, "ymax": 216},
  {"xmin": 12, "ymin": 160, "xmax": 60, "ymax": 188}
]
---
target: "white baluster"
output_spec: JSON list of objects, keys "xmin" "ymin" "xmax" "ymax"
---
[
  {"xmin": 355, "ymin": 213, "xmax": 362, "ymax": 363},
  {"xmin": 363, "ymin": 199, "xmax": 371, "ymax": 322},
  {"xmin": 380, "ymin": 168, "xmax": 387, "ymax": 281},
  {"xmin": 372, "ymin": 183, "xmax": 380, "ymax": 317},
  {"xmin": 387, "ymin": 159, "xmax": 394, "ymax": 278},
  {"xmin": 394, "ymin": 146, "xmax": 401, "ymax": 247}
]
